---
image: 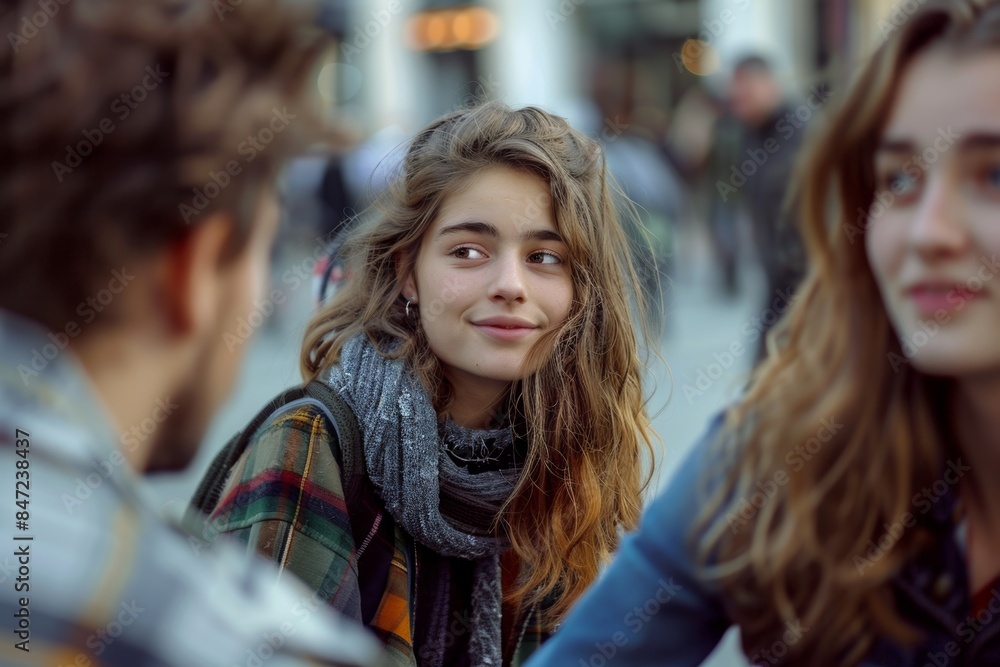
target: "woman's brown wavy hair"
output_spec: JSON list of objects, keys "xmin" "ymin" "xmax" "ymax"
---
[
  {"xmin": 696, "ymin": 1, "xmax": 1000, "ymax": 664},
  {"xmin": 301, "ymin": 100, "xmax": 656, "ymax": 626}
]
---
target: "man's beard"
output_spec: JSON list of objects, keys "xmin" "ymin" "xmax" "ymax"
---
[{"xmin": 142, "ymin": 338, "xmax": 220, "ymax": 473}]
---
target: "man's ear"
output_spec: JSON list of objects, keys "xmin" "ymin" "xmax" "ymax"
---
[
  {"xmin": 162, "ymin": 212, "xmax": 235, "ymax": 336},
  {"xmin": 396, "ymin": 252, "xmax": 418, "ymax": 303}
]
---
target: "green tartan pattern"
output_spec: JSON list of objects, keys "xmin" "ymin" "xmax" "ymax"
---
[{"xmin": 207, "ymin": 404, "xmax": 548, "ymax": 666}]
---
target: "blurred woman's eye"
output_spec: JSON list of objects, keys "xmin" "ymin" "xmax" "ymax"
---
[
  {"xmin": 981, "ymin": 166, "xmax": 1000, "ymax": 190},
  {"xmin": 882, "ymin": 170, "xmax": 920, "ymax": 196}
]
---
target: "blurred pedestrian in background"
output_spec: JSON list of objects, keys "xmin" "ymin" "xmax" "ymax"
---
[
  {"xmin": 665, "ymin": 86, "xmax": 738, "ymax": 297},
  {"xmin": 193, "ymin": 101, "xmax": 657, "ymax": 667},
  {"xmin": 527, "ymin": 0, "xmax": 1000, "ymax": 664},
  {"xmin": 714, "ymin": 54, "xmax": 810, "ymax": 360},
  {"xmin": 0, "ymin": 1, "xmax": 384, "ymax": 665}
]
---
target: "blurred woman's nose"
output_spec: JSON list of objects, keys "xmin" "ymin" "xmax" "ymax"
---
[{"xmin": 908, "ymin": 172, "xmax": 970, "ymax": 259}]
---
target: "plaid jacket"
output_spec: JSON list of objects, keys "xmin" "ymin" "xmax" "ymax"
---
[
  {"xmin": 206, "ymin": 402, "xmax": 550, "ymax": 666},
  {"xmin": 0, "ymin": 309, "xmax": 384, "ymax": 667}
]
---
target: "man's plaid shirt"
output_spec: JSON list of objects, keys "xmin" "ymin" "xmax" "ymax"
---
[{"xmin": 0, "ymin": 309, "xmax": 385, "ymax": 667}]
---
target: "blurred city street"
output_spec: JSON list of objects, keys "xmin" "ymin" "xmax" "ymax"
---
[
  {"xmin": 2, "ymin": 0, "xmax": 944, "ymax": 665},
  {"xmin": 146, "ymin": 1, "xmax": 908, "ymax": 662}
]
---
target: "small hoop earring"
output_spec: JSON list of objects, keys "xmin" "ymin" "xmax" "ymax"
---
[{"xmin": 405, "ymin": 299, "xmax": 414, "ymax": 318}]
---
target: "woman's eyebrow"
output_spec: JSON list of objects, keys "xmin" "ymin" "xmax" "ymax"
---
[
  {"xmin": 956, "ymin": 132, "xmax": 1000, "ymax": 151},
  {"xmin": 874, "ymin": 138, "xmax": 915, "ymax": 156},
  {"xmin": 876, "ymin": 131, "xmax": 1000, "ymax": 157},
  {"xmin": 436, "ymin": 221, "xmax": 564, "ymax": 243},
  {"xmin": 437, "ymin": 221, "xmax": 499, "ymax": 238}
]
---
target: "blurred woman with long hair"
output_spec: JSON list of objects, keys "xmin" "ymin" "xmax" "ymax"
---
[
  {"xmin": 528, "ymin": 1, "xmax": 1000, "ymax": 664},
  {"xmin": 198, "ymin": 101, "xmax": 655, "ymax": 666}
]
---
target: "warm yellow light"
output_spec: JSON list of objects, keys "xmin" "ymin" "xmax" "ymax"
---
[
  {"xmin": 453, "ymin": 12, "xmax": 473, "ymax": 43},
  {"xmin": 425, "ymin": 12, "xmax": 451, "ymax": 49},
  {"xmin": 406, "ymin": 7, "xmax": 498, "ymax": 52},
  {"xmin": 460, "ymin": 7, "xmax": 498, "ymax": 48},
  {"xmin": 681, "ymin": 39, "xmax": 720, "ymax": 76}
]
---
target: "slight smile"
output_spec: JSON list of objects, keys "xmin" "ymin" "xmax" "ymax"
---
[
  {"xmin": 905, "ymin": 281, "xmax": 985, "ymax": 317},
  {"xmin": 471, "ymin": 316, "xmax": 540, "ymax": 342}
]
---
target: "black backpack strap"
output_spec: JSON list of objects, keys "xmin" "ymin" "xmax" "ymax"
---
[
  {"xmin": 302, "ymin": 382, "xmax": 392, "ymax": 627},
  {"xmin": 300, "ymin": 380, "xmax": 363, "ymax": 484},
  {"xmin": 187, "ymin": 384, "xmax": 313, "ymax": 524},
  {"xmin": 185, "ymin": 379, "xmax": 390, "ymax": 626}
]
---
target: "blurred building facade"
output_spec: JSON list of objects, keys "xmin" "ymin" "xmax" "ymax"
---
[{"xmin": 320, "ymin": 0, "xmax": 908, "ymax": 147}]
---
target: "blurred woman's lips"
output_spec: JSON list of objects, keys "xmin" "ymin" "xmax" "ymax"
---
[{"xmin": 905, "ymin": 282, "xmax": 984, "ymax": 316}]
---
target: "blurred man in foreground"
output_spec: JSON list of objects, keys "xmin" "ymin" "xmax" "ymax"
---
[{"xmin": 0, "ymin": 1, "xmax": 383, "ymax": 665}]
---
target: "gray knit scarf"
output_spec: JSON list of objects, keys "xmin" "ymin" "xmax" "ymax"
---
[{"xmin": 327, "ymin": 334, "xmax": 520, "ymax": 667}]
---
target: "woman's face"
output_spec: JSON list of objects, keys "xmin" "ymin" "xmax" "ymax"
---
[
  {"xmin": 866, "ymin": 49, "xmax": 1000, "ymax": 377},
  {"xmin": 403, "ymin": 166, "xmax": 574, "ymax": 398}
]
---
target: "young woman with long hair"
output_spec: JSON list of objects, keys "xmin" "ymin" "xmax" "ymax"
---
[
  {"xmin": 527, "ymin": 1, "xmax": 1000, "ymax": 665},
  {"xmin": 197, "ymin": 101, "xmax": 655, "ymax": 666}
]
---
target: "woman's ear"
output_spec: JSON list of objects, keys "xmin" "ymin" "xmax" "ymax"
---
[{"xmin": 396, "ymin": 252, "xmax": 418, "ymax": 303}]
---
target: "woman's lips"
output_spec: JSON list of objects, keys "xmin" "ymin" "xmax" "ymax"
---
[
  {"xmin": 907, "ymin": 285, "xmax": 983, "ymax": 316},
  {"xmin": 472, "ymin": 324, "xmax": 538, "ymax": 341}
]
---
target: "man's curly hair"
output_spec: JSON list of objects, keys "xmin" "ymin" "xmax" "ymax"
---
[{"xmin": 0, "ymin": 0, "xmax": 338, "ymax": 332}]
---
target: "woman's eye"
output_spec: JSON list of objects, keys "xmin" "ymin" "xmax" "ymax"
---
[
  {"xmin": 982, "ymin": 166, "xmax": 1000, "ymax": 190},
  {"xmin": 528, "ymin": 251, "xmax": 562, "ymax": 265},
  {"xmin": 883, "ymin": 170, "xmax": 919, "ymax": 195},
  {"xmin": 451, "ymin": 246, "xmax": 486, "ymax": 260}
]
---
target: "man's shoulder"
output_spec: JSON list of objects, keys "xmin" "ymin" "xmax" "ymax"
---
[{"xmin": 0, "ymin": 439, "xmax": 381, "ymax": 666}]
